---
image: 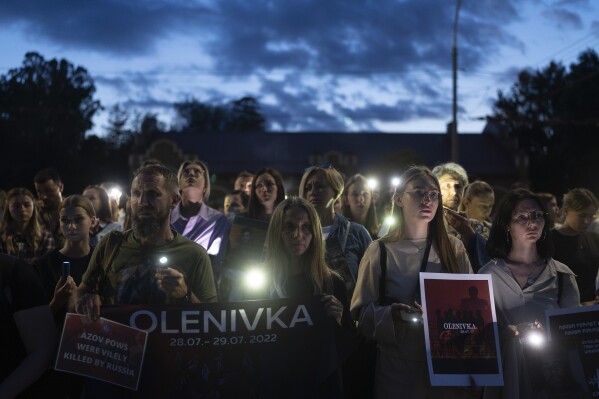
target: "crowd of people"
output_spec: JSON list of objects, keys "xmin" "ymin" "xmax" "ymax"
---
[{"xmin": 1, "ymin": 160, "xmax": 598, "ymax": 399}]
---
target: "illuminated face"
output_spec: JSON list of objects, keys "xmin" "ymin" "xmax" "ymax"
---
[
  {"xmin": 254, "ymin": 173, "xmax": 278, "ymax": 211},
  {"xmin": 9, "ymin": 195, "xmax": 34, "ymax": 224},
  {"xmin": 34, "ymin": 179, "xmax": 63, "ymax": 211},
  {"xmin": 303, "ymin": 172, "xmax": 336, "ymax": 211},
  {"xmin": 131, "ymin": 173, "xmax": 175, "ymax": 238},
  {"xmin": 60, "ymin": 206, "xmax": 94, "ymax": 243},
  {"xmin": 563, "ymin": 205, "xmax": 596, "ymax": 233},
  {"xmin": 82, "ymin": 188, "xmax": 103, "ymax": 215},
  {"xmin": 438, "ymin": 174, "xmax": 464, "ymax": 211},
  {"xmin": 345, "ymin": 181, "xmax": 372, "ymax": 221},
  {"xmin": 397, "ymin": 177, "xmax": 439, "ymax": 224},
  {"xmin": 509, "ymin": 199, "xmax": 545, "ymax": 244},
  {"xmin": 463, "ymin": 193, "xmax": 494, "ymax": 222},
  {"xmin": 281, "ymin": 206, "xmax": 313, "ymax": 258},
  {"xmin": 179, "ymin": 163, "xmax": 206, "ymax": 201}
]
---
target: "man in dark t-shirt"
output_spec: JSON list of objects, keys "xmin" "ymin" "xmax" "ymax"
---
[
  {"xmin": 75, "ymin": 165, "xmax": 217, "ymax": 321},
  {"xmin": 0, "ymin": 254, "xmax": 56, "ymax": 397}
]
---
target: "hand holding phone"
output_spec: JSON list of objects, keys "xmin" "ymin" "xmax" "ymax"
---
[{"xmin": 400, "ymin": 306, "xmax": 423, "ymax": 323}]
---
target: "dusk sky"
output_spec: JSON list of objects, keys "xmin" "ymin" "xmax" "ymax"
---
[{"xmin": 1, "ymin": 0, "xmax": 597, "ymax": 135}]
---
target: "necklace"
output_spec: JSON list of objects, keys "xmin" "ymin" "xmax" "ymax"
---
[
  {"xmin": 406, "ymin": 239, "xmax": 427, "ymax": 251},
  {"xmin": 505, "ymin": 258, "xmax": 546, "ymax": 287}
]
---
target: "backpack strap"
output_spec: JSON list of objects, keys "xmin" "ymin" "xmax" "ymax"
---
[
  {"xmin": 102, "ymin": 230, "xmax": 127, "ymax": 274},
  {"xmin": 94, "ymin": 230, "xmax": 128, "ymax": 296},
  {"xmin": 377, "ymin": 241, "xmax": 387, "ymax": 304}
]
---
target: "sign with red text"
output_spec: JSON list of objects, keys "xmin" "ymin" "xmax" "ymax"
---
[
  {"xmin": 420, "ymin": 273, "xmax": 503, "ymax": 386},
  {"xmin": 55, "ymin": 313, "xmax": 148, "ymax": 390}
]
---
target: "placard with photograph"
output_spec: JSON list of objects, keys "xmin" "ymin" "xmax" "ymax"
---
[{"xmin": 420, "ymin": 272, "xmax": 503, "ymax": 386}]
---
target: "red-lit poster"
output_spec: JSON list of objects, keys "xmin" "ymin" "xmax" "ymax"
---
[
  {"xmin": 420, "ymin": 272, "xmax": 503, "ymax": 386},
  {"xmin": 55, "ymin": 313, "xmax": 148, "ymax": 390}
]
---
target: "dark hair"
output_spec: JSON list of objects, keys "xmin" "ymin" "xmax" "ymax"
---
[
  {"xmin": 34, "ymin": 168, "xmax": 62, "ymax": 185},
  {"xmin": 227, "ymin": 190, "xmax": 250, "ymax": 209},
  {"xmin": 562, "ymin": 188, "xmax": 599, "ymax": 213},
  {"xmin": 486, "ymin": 189, "xmax": 553, "ymax": 260},
  {"xmin": 247, "ymin": 168, "xmax": 286, "ymax": 219},
  {"xmin": 83, "ymin": 185, "xmax": 113, "ymax": 222},
  {"xmin": 133, "ymin": 165, "xmax": 179, "ymax": 195}
]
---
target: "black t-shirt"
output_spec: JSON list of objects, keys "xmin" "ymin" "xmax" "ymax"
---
[
  {"xmin": 0, "ymin": 254, "xmax": 48, "ymax": 381},
  {"xmin": 33, "ymin": 249, "xmax": 93, "ymax": 303},
  {"xmin": 551, "ymin": 230, "xmax": 599, "ymax": 302}
]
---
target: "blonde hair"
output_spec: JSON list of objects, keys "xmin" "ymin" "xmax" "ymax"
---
[
  {"xmin": 0, "ymin": 188, "xmax": 43, "ymax": 255},
  {"xmin": 299, "ymin": 166, "xmax": 345, "ymax": 203},
  {"xmin": 382, "ymin": 166, "xmax": 461, "ymax": 274},
  {"xmin": 265, "ymin": 197, "xmax": 334, "ymax": 297}
]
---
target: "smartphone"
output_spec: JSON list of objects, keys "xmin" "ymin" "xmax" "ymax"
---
[
  {"xmin": 62, "ymin": 261, "xmax": 71, "ymax": 281},
  {"xmin": 400, "ymin": 307, "xmax": 422, "ymax": 323}
]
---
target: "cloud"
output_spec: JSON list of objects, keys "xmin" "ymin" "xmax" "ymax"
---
[
  {"xmin": 542, "ymin": 8, "xmax": 583, "ymax": 29},
  {"xmin": 207, "ymin": 0, "xmax": 524, "ymax": 77},
  {"xmin": 0, "ymin": 0, "xmax": 212, "ymax": 56}
]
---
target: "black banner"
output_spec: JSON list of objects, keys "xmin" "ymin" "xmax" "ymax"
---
[{"xmin": 99, "ymin": 296, "xmax": 340, "ymax": 398}]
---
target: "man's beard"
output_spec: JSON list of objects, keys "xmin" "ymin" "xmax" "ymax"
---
[{"xmin": 132, "ymin": 209, "xmax": 169, "ymax": 238}]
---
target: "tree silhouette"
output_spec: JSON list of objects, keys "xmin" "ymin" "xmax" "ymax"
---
[
  {"xmin": 174, "ymin": 96, "xmax": 265, "ymax": 133},
  {"xmin": 490, "ymin": 49, "xmax": 599, "ymax": 195},
  {"xmin": 0, "ymin": 52, "xmax": 101, "ymax": 187}
]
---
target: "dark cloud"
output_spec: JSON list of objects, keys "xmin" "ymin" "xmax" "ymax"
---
[
  {"xmin": 0, "ymin": 0, "xmax": 211, "ymax": 56},
  {"xmin": 208, "ymin": 0, "xmax": 524, "ymax": 76},
  {"xmin": 4, "ymin": 0, "xmax": 591, "ymax": 132},
  {"xmin": 542, "ymin": 8, "xmax": 583, "ymax": 29}
]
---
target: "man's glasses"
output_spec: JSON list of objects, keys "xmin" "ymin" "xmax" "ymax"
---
[
  {"xmin": 512, "ymin": 211, "xmax": 545, "ymax": 225},
  {"xmin": 404, "ymin": 190, "xmax": 440, "ymax": 203},
  {"xmin": 182, "ymin": 167, "xmax": 205, "ymax": 177}
]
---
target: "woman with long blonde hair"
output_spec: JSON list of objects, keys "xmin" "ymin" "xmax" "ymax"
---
[
  {"xmin": 351, "ymin": 166, "xmax": 472, "ymax": 399},
  {"xmin": 0, "ymin": 188, "xmax": 54, "ymax": 263},
  {"xmin": 262, "ymin": 197, "xmax": 353, "ymax": 398}
]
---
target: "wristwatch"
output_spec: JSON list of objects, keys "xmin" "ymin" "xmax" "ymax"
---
[{"xmin": 181, "ymin": 277, "xmax": 192, "ymax": 303}]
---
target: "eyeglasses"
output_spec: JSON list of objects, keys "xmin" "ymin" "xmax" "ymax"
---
[
  {"xmin": 182, "ymin": 167, "xmax": 205, "ymax": 177},
  {"xmin": 404, "ymin": 190, "xmax": 440, "ymax": 203},
  {"xmin": 512, "ymin": 211, "xmax": 545, "ymax": 225},
  {"xmin": 304, "ymin": 163, "xmax": 332, "ymax": 173}
]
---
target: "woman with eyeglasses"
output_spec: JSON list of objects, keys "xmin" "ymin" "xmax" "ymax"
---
[
  {"xmin": 550, "ymin": 187, "xmax": 599, "ymax": 305},
  {"xmin": 222, "ymin": 168, "xmax": 286, "ymax": 300},
  {"xmin": 351, "ymin": 166, "xmax": 472, "ymax": 399},
  {"xmin": 479, "ymin": 189, "xmax": 580, "ymax": 399}
]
